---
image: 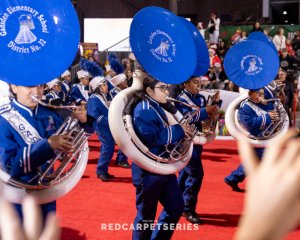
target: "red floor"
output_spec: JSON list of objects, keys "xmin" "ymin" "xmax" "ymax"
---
[{"xmin": 57, "ymin": 135, "xmax": 300, "ymax": 240}]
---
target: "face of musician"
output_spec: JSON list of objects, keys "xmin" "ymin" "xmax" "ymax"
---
[
  {"xmin": 99, "ymin": 82, "xmax": 109, "ymax": 94},
  {"xmin": 63, "ymin": 75, "xmax": 72, "ymax": 82},
  {"xmin": 80, "ymin": 76, "xmax": 90, "ymax": 86},
  {"xmin": 249, "ymin": 89, "xmax": 264, "ymax": 103},
  {"xmin": 11, "ymin": 85, "xmax": 44, "ymax": 110},
  {"xmin": 146, "ymin": 82, "xmax": 169, "ymax": 104},
  {"xmin": 53, "ymin": 83, "xmax": 62, "ymax": 92},
  {"xmin": 184, "ymin": 77, "xmax": 201, "ymax": 95}
]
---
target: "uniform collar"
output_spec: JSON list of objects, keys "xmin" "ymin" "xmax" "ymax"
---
[
  {"xmin": 183, "ymin": 89, "xmax": 199, "ymax": 98},
  {"xmin": 12, "ymin": 99, "xmax": 39, "ymax": 117},
  {"xmin": 146, "ymin": 95, "xmax": 160, "ymax": 108}
]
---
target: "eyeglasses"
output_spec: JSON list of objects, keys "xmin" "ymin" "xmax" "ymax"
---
[{"xmin": 154, "ymin": 85, "xmax": 170, "ymax": 92}]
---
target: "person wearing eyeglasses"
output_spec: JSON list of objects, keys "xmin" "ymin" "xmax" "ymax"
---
[
  {"xmin": 224, "ymin": 88, "xmax": 278, "ymax": 192},
  {"xmin": 175, "ymin": 76, "xmax": 221, "ymax": 224},
  {"xmin": 132, "ymin": 75, "xmax": 193, "ymax": 240}
]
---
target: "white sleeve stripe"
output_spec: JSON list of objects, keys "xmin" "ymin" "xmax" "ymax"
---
[
  {"xmin": 23, "ymin": 148, "xmax": 27, "ymax": 174},
  {"xmin": 169, "ymin": 126, "xmax": 173, "ymax": 144},
  {"xmin": 96, "ymin": 115, "xmax": 103, "ymax": 124},
  {"xmin": 166, "ymin": 126, "xmax": 170, "ymax": 144},
  {"xmin": 261, "ymin": 114, "xmax": 266, "ymax": 128},
  {"xmin": 27, "ymin": 145, "xmax": 31, "ymax": 172}
]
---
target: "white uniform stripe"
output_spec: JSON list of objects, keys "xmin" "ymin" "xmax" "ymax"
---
[
  {"xmin": 27, "ymin": 145, "xmax": 31, "ymax": 172},
  {"xmin": 23, "ymin": 148, "xmax": 27, "ymax": 174}
]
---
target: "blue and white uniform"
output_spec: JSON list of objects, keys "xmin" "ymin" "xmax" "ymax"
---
[
  {"xmin": 69, "ymin": 83, "xmax": 90, "ymax": 104},
  {"xmin": 87, "ymin": 92, "xmax": 120, "ymax": 175},
  {"xmin": 132, "ymin": 96, "xmax": 185, "ymax": 240},
  {"xmin": 175, "ymin": 90, "xmax": 211, "ymax": 214},
  {"xmin": 225, "ymin": 99, "xmax": 274, "ymax": 185},
  {"xmin": 61, "ymin": 79, "xmax": 72, "ymax": 96},
  {"xmin": 45, "ymin": 89, "xmax": 66, "ymax": 105},
  {"xmin": 0, "ymin": 99, "xmax": 64, "ymax": 220}
]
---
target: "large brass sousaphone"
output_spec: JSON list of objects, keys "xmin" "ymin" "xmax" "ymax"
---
[
  {"xmin": 0, "ymin": 0, "xmax": 88, "ymax": 204},
  {"xmin": 224, "ymin": 33, "xmax": 289, "ymax": 147},
  {"xmin": 108, "ymin": 7, "xmax": 210, "ymax": 174}
]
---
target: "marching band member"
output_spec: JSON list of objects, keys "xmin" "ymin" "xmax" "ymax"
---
[
  {"xmin": 45, "ymin": 78, "xmax": 66, "ymax": 105},
  {"xmin": 61, "ymin": 70, "xmax": 72, "ymax": 96},
  {"xmin": 87, "ymin": 77, "xmax": 118, "ymax": 181},
  {"xmin": 0, "ymin": 84, "xmax": 88, "ymax": 221},
  {"xmin": 132, "ymin": 76, "xmax": 193, "ymax": 240},
  {"xmin": 69, "ymin": 70, "xmax": 90, "ymax": 105},
  {"xmin": 109, "ymin": 73, "xmax": 130, "ymax": 168},
  {"xmin": 224, "ymin": 88, "xmax": 279, "ymax": 192},
  {"xmin": 175, "ymin": 76, "xmax": 221, "ymax": 224},
  {"xmin": 110, "ymin": 73, "xmax": 128, "ymax": 96}
]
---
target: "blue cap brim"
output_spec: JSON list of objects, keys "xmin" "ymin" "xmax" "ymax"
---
[
  {"xmin": 224, "ymin": 40, "xmax": 279, "ymax": 89},
  {"xmin": 130, "ymin": 6, "xmax": 197, "ymax": 84},
  {"xmin": 0, "ymin": 0, "xmax": 80, "ymax": 86}
]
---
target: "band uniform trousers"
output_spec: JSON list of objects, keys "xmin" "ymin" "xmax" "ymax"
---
[
  {"xmin": 132, "ymin": 164, "xmax": 184, "ymax": 240},
  {"xmin": 178, "ymin": 144, "xmax": 204, "ymax": 213}
]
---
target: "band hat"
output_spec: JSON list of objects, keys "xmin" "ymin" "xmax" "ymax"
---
[
  {"xmin": 224, "ymin": 39, "xmax": 279, "ymax": 89},
  {"xmin": 248, "ymin": 32, "xmax": 277, "ymax": 54},
  {"xmin": 61, "ymin": 70, "xmax": 71, "ymax": 78},
  {"xmin": 180, "ymin": 17, "xmax": 209, "ymax": 77},
  {"xmin": 110, "ymin": 73, "xmax": 127, "ymax": 87},
  {"xmin": 130, "ymin": 6, "xmax": 197, "ymax": 84},
  {"xmin": 77, "ymin": 70, "xmax": 90, "ymax": 79},
  {"xmin": 89, "ymin": 76, "xmax": 106, "ymax": 91},
  {"xmin": 47, "ymin": 78, "xmax": 61, "ymax": 89},
  {"xmin": 0, "ymin": 0, "xmax": 80, "ymax": 86}
]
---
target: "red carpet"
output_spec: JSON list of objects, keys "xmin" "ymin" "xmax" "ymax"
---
[{"xmin": 58, "ymin": 135, "xmax": 300, "ymax": 240}]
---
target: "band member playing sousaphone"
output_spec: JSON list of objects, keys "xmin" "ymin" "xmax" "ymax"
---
[
  {"xmin": 0, "ymin": 83, "xmax": 88, "ymax": 220},
  {"xmin": 0, "ymin": 0, "xmax": 88, "ymax": 222},
  {"xmin": 223, "ymin": 33, "xmax": 289, "ymax": 192},
  {"xmin": 224, "ymin": 88, "xmax": 279, "ymax": 191},
  {"xmin": 175, "ymin": 76, "xmax": 222, "ymax": 223},
  {"xmin": 131, "ymin": 76, "xmax": 194, "ymax": 239}
]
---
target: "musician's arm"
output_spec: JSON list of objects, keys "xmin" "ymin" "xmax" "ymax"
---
[
  {"xmin": 0, "ymin": 121, "xmax": 55, "ymax": 177},
  {"xmin": 175, "ymin": 98, "xmax": 208, "ymax": 122},
  {"xmin": 134, "ymin": 108, "xmax": 184, "ymax": 147}
]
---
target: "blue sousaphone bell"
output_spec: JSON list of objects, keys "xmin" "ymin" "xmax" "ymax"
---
[
  {"xmin": 0, "ymin": 0, "xmax": 80, "ymax": 86},
  {"xmin": 130, "ymin": 6, "xmax": 209, "ymax": 84},
  {"xmin": 224, "ymin": 32, "xmax": 279, "ymax": 89}
]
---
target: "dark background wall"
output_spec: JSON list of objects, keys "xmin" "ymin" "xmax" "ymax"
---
[{"xmin": 73, "ymin": 0, "xmax": 266, "ymax": 40}]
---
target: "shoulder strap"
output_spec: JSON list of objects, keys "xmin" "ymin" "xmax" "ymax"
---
[{"xmin": 1, "ymin": 108, "xmax": 42, "ymax": 144}]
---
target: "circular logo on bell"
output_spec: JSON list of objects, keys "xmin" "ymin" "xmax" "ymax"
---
[
  {"xmin": 148, "ymin": 30, "xmax": 176, "ymax": 63},
  {"xmin": 240, "ymin": 55, "xmax": 263, "ymax": 76},
  {"xmin": 0, "ymin": 5, "xmax": 50, "ymax": 54}
]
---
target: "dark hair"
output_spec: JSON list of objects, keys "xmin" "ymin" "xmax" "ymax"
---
[{"xmin": 143, "ymin": 75, "xmax": 159, "ymax": 93}]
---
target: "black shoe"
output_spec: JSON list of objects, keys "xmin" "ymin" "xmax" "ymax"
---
[
  {"xmin": 116, "ymin": 162, "xmax": 131, "ymax": 168},
  {"xmin": 107, "ymin": 173, "xmax": 115, "ymax": 179},
  {"xmin": 224, "ymin": 178, "xmax": 243, "ymax": 192},
  {"xmin": 182, "ymin": 211, "xmax": 202, "ymax": 224},
  {"xmin": 97, "ymin": 173, "xmax": 114, "ymax": 182}
]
